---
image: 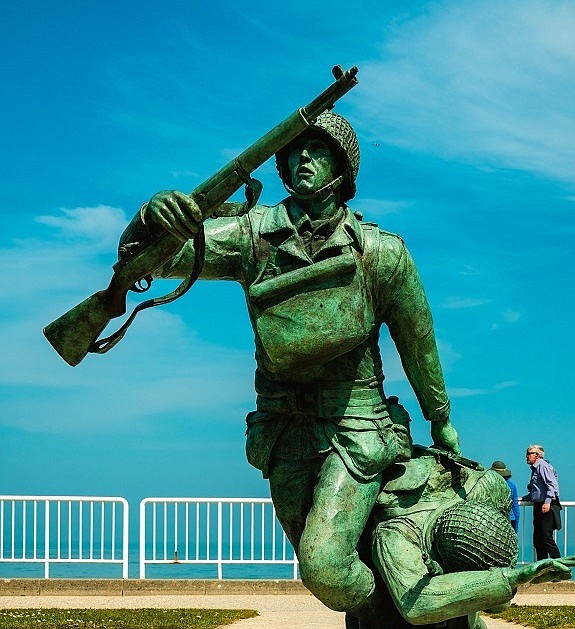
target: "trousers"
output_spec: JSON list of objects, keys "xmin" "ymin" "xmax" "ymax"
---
[
  {"xmin": 267, "ymin": 428, "xmax": 381, "ymax": 615},
  {"xmin": 532, "ymin": 502, "xmax": 561, "ymax": 560}
]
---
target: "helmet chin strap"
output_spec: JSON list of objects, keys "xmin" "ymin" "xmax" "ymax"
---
[{"xmin": 283, "ymin": 174, "xmax": 345, "ymax": 203}]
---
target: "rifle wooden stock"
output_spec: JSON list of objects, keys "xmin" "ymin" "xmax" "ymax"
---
[
  {"xmin": 44, "ymin": 65, "xmax": 359, "ymax": 366},
  {"xmin": 44, "ymin": 291, "xmax": 120, "ymax": 367},
  {"xmin": 43, "ymin": 232, "xmax": 183, "ymax": 365}
]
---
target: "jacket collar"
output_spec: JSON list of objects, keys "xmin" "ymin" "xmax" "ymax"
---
[{"xmin": 259, "ymin": 198, "xmax": 364, "ymax": 262}]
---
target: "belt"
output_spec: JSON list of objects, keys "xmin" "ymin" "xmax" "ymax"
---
[{"xmin": 255, "ymin": 372, "xmax": 388, "ymax": 418}]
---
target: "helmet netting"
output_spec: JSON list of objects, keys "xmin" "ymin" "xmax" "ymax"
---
[{"xmin": 432, "ymin": 500, "xmax": 518, "ymax": 573}]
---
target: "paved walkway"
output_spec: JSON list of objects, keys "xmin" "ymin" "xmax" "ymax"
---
[{"xmin": 0, "ymin": 592, "xmax": 573, "ymax": 628}]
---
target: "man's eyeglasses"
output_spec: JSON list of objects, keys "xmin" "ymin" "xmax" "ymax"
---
[{"xmin": 526, "ymin": 451, "xmax": 537, "ymax": 456}]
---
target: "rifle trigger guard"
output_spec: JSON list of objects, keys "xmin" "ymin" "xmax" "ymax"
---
[{"xmin": 130, "ymin": 275, "xmax": 153, "ymax": 293}]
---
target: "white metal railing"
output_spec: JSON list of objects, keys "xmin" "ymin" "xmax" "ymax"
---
[
  {"xmin": 517, "ymin": 500, "xmax": 574, "ymax": 564},
  {"xmin": 0, "ymin": 496, "xmax": 129, "ymax": 578},
  {"xmin": 139, "ymin": 498, "xmax": 298, "ymax": 579},
  {"xmin": 0, "ymin": 496, "xmax": 572, "ymax": 579}
]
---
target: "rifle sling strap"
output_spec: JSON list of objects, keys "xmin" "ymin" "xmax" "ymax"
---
[{"xmin": 88, "ymin": 226, "xmax": 206, "ymax": 355}]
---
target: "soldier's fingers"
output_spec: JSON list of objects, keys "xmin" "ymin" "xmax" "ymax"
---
[
  {"xmin": 533, "ymin": 570, "xmax": 569, "ymax": 584},
  {"xmin": 551, "ymin": 563, "xmax": 571, "ymax": 573},
  {"xmin": 152, "ymin": 200, "xmax": 193, "ymax": 241},
  {"xmin": 534, "ymin": 563, "xmax": 569, "ymax": 581},
  {"xmin": 171, "ymin": 191, "xmax": 203, "ymax": 224},
  {"xmin": 534, "ymin": 559, "xmax": 553, "ymax": 571},
  {"xmin": 148, "ymin": 190, "xmax": 177, "ymax": 211},
  {"xmin": 163, "ymin": 196, "xmax": 198, "ymax": 240},
  {"xmin": 152, "ymin": 211, "xmax": 191, "ymax": 242}
]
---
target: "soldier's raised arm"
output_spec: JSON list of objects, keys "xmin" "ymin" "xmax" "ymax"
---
[{"xmin": 377, "ymin": 235, "xmax": 460, "ymax": 454}]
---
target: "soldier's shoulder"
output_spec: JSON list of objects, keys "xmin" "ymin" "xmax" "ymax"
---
[
  {"xmin": 376, "ymin": 228, "xmax": 405, "ymax": 246},
  {"xmin": 358, "ymin": 221, "xmax": 405, "ymax": 256},
  {"xmin": 353, "ymin": 212, "xmax": 405, "ymax": 244},
  {"xmin": 352, "ymin": 216, "xmax": 406, "ymax": 275}
]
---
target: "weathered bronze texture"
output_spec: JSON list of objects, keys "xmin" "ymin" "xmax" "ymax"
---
[
  {"xmin": 43, "ymin": 67, "xmax": 574, "ymax": 628},
  {"xmin": 44, "ymin": 66, "xmax": 359, "ymax": 366}
]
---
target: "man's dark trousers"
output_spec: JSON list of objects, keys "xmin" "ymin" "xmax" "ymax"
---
[{"xmin": 533, "ymin": 501, "xmax": 561, "ymax": 560}]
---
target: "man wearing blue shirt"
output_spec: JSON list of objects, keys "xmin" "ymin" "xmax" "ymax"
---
[{"xmin": 524, "ymin": 445, "xmax": 561, "ymax": 559}]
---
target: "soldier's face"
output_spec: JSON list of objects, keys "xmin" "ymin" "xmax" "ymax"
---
[{"xmin": 287, "ymin": 133, "xmax": 339, "ymax": 195}]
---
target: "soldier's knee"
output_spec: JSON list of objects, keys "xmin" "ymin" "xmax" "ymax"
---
[
  {"xmin": 300, "ymin": 574, "xmax": 350, "ymax": 612},
  {"xmin": 298, "ymin": 547, "xmax": 353, "ymax": 611}
]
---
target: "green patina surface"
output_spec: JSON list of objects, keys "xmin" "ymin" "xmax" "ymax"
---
[{"xmin": 43, "ymin": 72, "xmax": 575, "ymax": 628}]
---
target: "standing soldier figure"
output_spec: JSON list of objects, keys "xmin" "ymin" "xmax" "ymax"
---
[{"xmin": 118, "ymin": 111, "xmax": 459, "ymax": 625}]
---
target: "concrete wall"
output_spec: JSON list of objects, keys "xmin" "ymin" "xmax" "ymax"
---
[{"xmin": 0, "ymin": 579, "xmax": 573, "ymax": 596}]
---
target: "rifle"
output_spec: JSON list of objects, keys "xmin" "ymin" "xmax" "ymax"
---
[
  {"xmin": 44, "ymin": 65, "xmax": 359, "ymax": 366},
  {"xmin": 415, "ymin": 445, "xmax": 485, "ymax": 471}
]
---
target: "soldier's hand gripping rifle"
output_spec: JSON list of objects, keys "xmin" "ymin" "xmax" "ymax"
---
[{"xmin": 44, "ymin": 65, "xmax": 359, "ymax": 366}]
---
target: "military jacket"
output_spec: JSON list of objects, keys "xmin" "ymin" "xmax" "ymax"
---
[{"xmin": 154, "ymin": 199, "xmax": 450, "ymax": 423}]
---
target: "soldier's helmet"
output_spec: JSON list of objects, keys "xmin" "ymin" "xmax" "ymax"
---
[
  {"xmin": 432, "ymin": 500, "xmax": 518, "ymax": 573},
  {"xmin": 465, "ymin": 469, "xmax": 512, "ymax": 518},
  {"xmin": 276, "ymin": 110, "xmax": 360, "ymax": 202}
]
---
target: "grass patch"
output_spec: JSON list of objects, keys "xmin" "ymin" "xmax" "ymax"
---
[
  {"xmin": 0, "ymin": 608, "xmax": 258, "ymax": 629},
  {"xmin": 487, "ymin": 605, "xmax": 575, "ymax": 629}
]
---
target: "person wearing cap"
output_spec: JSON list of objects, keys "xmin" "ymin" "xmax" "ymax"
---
[
  {"xmin": 490, "ymin": 460, "xmax": 520, "ymax": 532},
  {"xmin": 524, "ymin": 445, "xmax": 562, "ymax": 559},
  {"xmin": 121, "ymin": 112, "xmax": 460, "ymax": 623}
]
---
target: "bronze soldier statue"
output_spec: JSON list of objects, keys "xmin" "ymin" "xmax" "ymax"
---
[
  {"xmin": 45, "ymin": 71, "xmax": 575, "ymax": 625},
  {"xmin": 119, "ymin": 110, "xmax": 460, "ymax": 622}
]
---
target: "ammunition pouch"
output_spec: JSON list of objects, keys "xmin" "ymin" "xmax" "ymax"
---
[{"xmin": 248, "ymin": 247, "xmax": 374, "ymax": 373}]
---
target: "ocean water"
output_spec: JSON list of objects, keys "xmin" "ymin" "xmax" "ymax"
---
[
  {"xmin": 2, "ymin": 539, "xmax": 574, "ymax": 581},
  {"xmin": 1, "ymin": 501, "xmax": 573, "ymax": 580},
  {"xmin": 0, "ymin": 544, "xmax": 299, "ymax": 580}
]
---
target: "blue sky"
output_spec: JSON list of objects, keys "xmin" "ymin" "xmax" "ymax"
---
[{"xmin": 1, "ymin": 0, "xmax": 574, "ymax": 508}]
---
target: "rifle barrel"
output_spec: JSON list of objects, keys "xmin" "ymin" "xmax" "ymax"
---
[
  {"xmin": 43, "ymin": 65, "xmax": 360, "ymax": 365},
  {"xmin": 192, "ymin": 65, "xmax": 359, "ymax": 219}
]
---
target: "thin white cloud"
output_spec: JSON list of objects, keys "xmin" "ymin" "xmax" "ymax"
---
[
  {"xmin": 354, "ymin": 0, "xmax": 575, "ymax": 183},
  {"xmin": 36, "ymin": 206, "xmax": 127, "ymax": 249},
  {"xmin": 450, "ymin": 380, "xmax": 518, "ymax": 398},
  {"xmin": 170, "ymin": 170, "xmax": 200, "ymax": 179},
  {"xmin": 353, "ymin": 197, "xmax": 411, "ymax": 217},
  {"xmin": 458, "ymin": 266, "xmax": 480, "ymax": 277},
  {"xmin": 491, "ymin": 308, "xmax": 521, "ymax": 329},
  {"xmin": 502, "ymin": 309, "xmax": 521, "ymax": 323},
  {"xmin": 437, "ymin": 340, "xmax": 462, "ymax": 372},
  {"xmin": 440, "ymin": 296, "xmax": 490, "ymax": 310},
  {"xmin": 1, "ymin": 207, "xmax": 128, "ymax": 310}
]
